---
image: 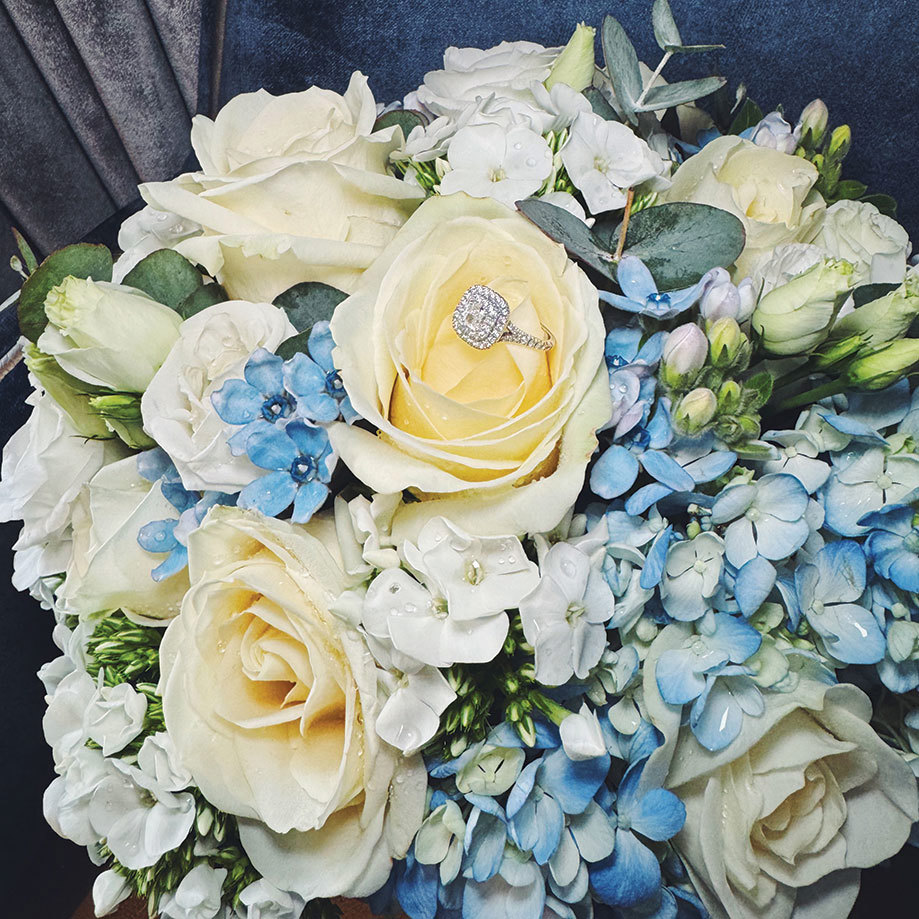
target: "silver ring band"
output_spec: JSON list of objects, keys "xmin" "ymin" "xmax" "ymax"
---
[{"xmin": 452, "ymin": 285, "xmax": 555, "ymax": 352}]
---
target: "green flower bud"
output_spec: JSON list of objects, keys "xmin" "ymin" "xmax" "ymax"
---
[
  {"xmin": 812, "ymin": 332, "xmax": 866, "ymax": 370},
  {"xmin": 844, "ymin": 339, "xmax": 919, "ymax": 391},
  {"xmin": 752, "ymin": 258, "xmax": 855, "ymax": 356},
  {"xmin": 797, "ymin": 99, "xmax": 828, "ymax": 148},
  {"xmin": 717, "ymin": 380, "xmax": 743, "ymax": 413},
  {"xmin": 829, "ymin": 272, "xmax": 919, "ymax": 348},
  {"xmin": 827, "ymin": 124, "xmax": 851, "ymax": 160},
  {"xmin": 708, "ymin": 317, "xmax": 744, "ymax": 366},
  {"xmin": 545, "ymin": 22, "xmax": 596, "ymax": 92},
  {"xmin": 674, "ymin": 387, "xmax": 717, "ymax": 433}
]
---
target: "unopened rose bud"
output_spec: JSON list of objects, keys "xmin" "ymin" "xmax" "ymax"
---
[
  {"xmin": 797, "ymin": 99, "xmax": 829, "ymax": 148},
  {"xmin": 827, "ymin": 124, "xmax": 851, "ymax": 161},
  {"xmin": 752, "ymin": 258, "xmax": 854, "ymax": 356},
  {"xmin": 545, "ymin": 22, "xmax": 596, "ymax": 92},
  {"xmin": 844, "ymin": 339, "xmax": 919, "ymax": 391},
  {"xmin": 708, "ymin": 317, "xmax": 744, "ymax": 366},
  {"xmin": 812, "ymin": 333, "xmax": 866, "ymax": 370},
  {"xmin": 662, "ymin": 323, "xmax": 708, "ymax": 385},
  {"xmin": 674, "ymin": 387, "xmax": 717, "ymax": 433}
]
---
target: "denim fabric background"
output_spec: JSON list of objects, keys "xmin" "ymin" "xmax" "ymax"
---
[{"xmin": 0, "ymin": 2, "xmax": 916, "ymax": 915}]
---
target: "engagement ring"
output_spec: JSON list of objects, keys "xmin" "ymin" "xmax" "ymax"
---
[{"xmin": 452, "ymin": 285, "xmax": 555, "ymax": 351}]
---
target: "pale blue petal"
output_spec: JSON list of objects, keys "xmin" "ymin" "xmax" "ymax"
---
[
  {"xmin": 590, "ymin": 446, "xmax": 640, "ymax": 500},
  {"xmin": 639, "ymin": 526, "xmax": 673, "ymax": 589},
  {"xmin": 285, "ymin": 419, "xmax": 330, "ymax": 459},
  {"xmin": 463, "ymin": 811, "xmax": 506, "ymax": 883},
  {"xmin": 295, "ymin": 390, "xmax": 341, "ymax": 423},
  {"xmin": 886, "ymin": 551, "xmax": 919, "ymax": 592},
  {"xmin": 151, "ymin": 546, "xmax": 188, "ymax": 582},
  {"xmin": 589, "ymin": 830, "xmax": 662, "ymax": 908},
  {"xmin": 599, "ymin": 291, "xmax": 645, "ymax": 313},
  {"xmin": 307, "ymin": 320, "xmax": 336, "ymax": 371},
  {"xmin": 136, "ymin": 448, "xmax": 174, "ymax": 483},
  {"xmin": 684, "ymin": 451, "xmax": 736, "ymax": 484},
  {"xmin": 635, "ymin": 331, "xmax": 668, "ymax": 365},
  {"xmin": 753, "ymin": 517, "xmax": 810, "ymax": 561},
  {"xmin": 538, "ymin": 748, "xmax": 609, "ymax": 815},
  {"xmin": 708, "ymin": 613, "xmax": 762, "ymax": 663},
  {"xmin": 283, "ymin": 352, "xmax": 326, "ymax": 397},
  {"xmin": 710, "ymin": 483, "xmax": 756, "ymax": 524},
  {"xmin": 811, "ymin": 603, "xmax": 886, "ymax": 664},
  {"xmin": 567, "ymin": 802, "xmax": 616, "ymax": 862},
  {"xmin": 734, "ymin": 557, "xmax": 776, "ymax": 616},
  {"xmin": 238, "ymin": 471, "xmax": 298, "ymax": 518},
  {"xmin": 813, "ymin": 540, "xmax": 866, "ymax": 603},
  {"xmin": 655, "ymin": 649, "xmax": 705, "ymax": 704},
  {"xmin": 639, "ymin": 451, "xmax": 695, "ymax": 492},
  {"xmin": 690, "ymin": 679, "xmax": 743, "ymax": 751},
  {"xmin": 859, "ymin": 504, "xmax": 913, "ymax": 535},
  {"xmin": 227, "ymin": 419, "xmax": 272, "ymax": 457},
  {"xmin": 244, "ymin": 348, "xmax": 285, "ymax": 393},
  {"xmin": 625, "ymin": 483, "xmax": 674, "ymax": 517},
  {"xmin": 506, "ymin": 760, "xmax": 540, "ymax": 820},
  {"xmin": 210, "ymin": 378, "xmax": 263, "ymax": 425},
  {"xmin": 291, "ymin": 479, "xmax": 329, "ymax": 523},
  {"xmin": 137, "ymin": 518, "xmax": 179, "ymax": 553},
  {"xmin": 626, "ymin": 788, "xmax": 686, "ymax": 841},
  {"xmin": 512, "ymin": 792, "xmax": 564, "ymax": 865},
  {"xmin": 396, "ymin": 856, "xmax": 439, "ymax": 919},
  {"xmin": 617, "ymin": 256, "xmax": 658, "ymax": 302},
  {"xmin": 846, "ymin": 381, "xmax": 911, "ymax": 428},
  {"xmin": 247, "ymin": 426, "xmax": 299, "ymax": 471},
  {"xmin": 818, "ymin": 411, "xmax": 887, "ymax": 446}
]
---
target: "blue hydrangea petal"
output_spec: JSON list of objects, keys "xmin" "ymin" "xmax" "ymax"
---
[
  {"xmin": 625, "ymin": 483, "xmax": 674, "ymax": 517},
  {"xmin": 753, "ymin": 517, "xmax": 810, "ymax": 561},
  {"xmin": 151, "ymin": 546, "xmax": 189, "ymax": 582},
  {"xmin": 396, "ymin": 856, "xmax": 440, "ymax": 919},
  {"xmin": 847, "ymin": 381, "xmax": 911, "ymax": 428},
  {"xmin": 710, "ymin": 483, "xmax": 756, "ymax": 524},
  {"xmin": 211, "ymin": 378, "xmax": 263, "ymax": 425},
  {"xmin": 294, "ymin": 390, "xmax": 341, "ymax": 424},
  {"xmin": 512, "ymin": 792, "xmax": 564, "ymax": 865},
  {"xmin": 626, "ymin": 788, "xmax": 686, "ymax": 842},
  {"xmin": 137, "ymin": 518, "xmax": 179, "ymax": 553},
  {"xmin": 463, "ymin": 810, "xmax": 506, "ymax": 883},
  {"xmin": 734, "ymin": 557, "xmax": 777, "ymax": 617},
  {"xmin": 708, "ymin": 613, "xmax": 762, "ymax": 663},
  {"xmin": 506, "ymin": 760, "xmax": 541, "ymax": 819},
  {"xmin": 605, "ymin": 327, "xmax": 643, "ymax": 365},
  {"xmin": 567, "ymin": 802, "xmax": 616, "ymax": 862},
  {"xmin": 599, "ymin": 291, "xmax": 645, "ymax": 314},
  {"xmin": 818, "ymin": 410, "xmax": 888, "ymax": 446},
  {"xmin": 292, "ymin": 479, "xmax": 329, "ymax": 523},
  {"xmin": 684, "ymin": 451, "xmax": 736, "ymax": 485},
  {"xmin": 813, "ymin": 540, "xmax": 866, "ymax": 603},
  {"xmin": 646, "ymin": 402, "xmax": 674, "ymax": 450},
  {"xmin": 244, "ymin": 348, "xmax": 285, "ymax": 394},
  {"xmin": 655, "ymin": 649, "xmax": 706, "ymax": 704},
  {"xmin": 859, "ymin": 504, "xmax": 914, "ymax": 534},
  {"xmin": 246, "ymin": 426, "xmax": 300, "ymax": 471},
  {"xmin": 639, "ymin": 526, "xmax": 674, "ymax": 590},
  {"xmin": 690, "ymin": 679, "xmax": 744, "ymax": 751},
  {"xmin": 590, "ymin": 446, "xmax": 640, "ymax": 500},
  {"xmin": 639, "ymin": 451, "xmax": 695, "ymax": 493},
  {"xmin": 635, "ymin": 331, "xmax": 668, "ymax": 366},
  {"xmin": 238, "ymin": 470, "xmax": 299, "ymax": 518},
  {"xmin": 617, "ymin": 256, "xmax": 658, "ymax": 303},
  {"xmin": 161, "ymin": 482, "xmax": 197, "ymax": 513},
  {"xmin": 307, "ymin": 321, "xmax": 336, "ymax": 371},
  {"xmin": 886, "ymin": 551, "xmax": 919, "ymax": 592},
  {"xmin": 589, "ymin": 830, "xmax": 662, "ymax": 908},
  {"xmin": 538, "ymin": 748, "xmax": 610, "ymax": 815},
  {"xmin": 812, "ymin": 603, "xmax": 886, "ymax": 664}
]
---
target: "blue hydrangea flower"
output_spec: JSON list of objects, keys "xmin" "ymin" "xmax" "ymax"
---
[
  {"xmin": 238, "ymin": 420, "xmax": 334, "ymax": 522},
  {"xmin": 862, "ymin": 504, "xmax": 919, "ymax": 593},
  {"xmin": 659, "ymin": 532, "xmax": 725, "ymax": 621},
  {"xmin": 588, "ymin": 762, "xmax": 686, "ymax": 908},
  {"xmin": 761, "ymin": 429, "xmax": 830, "ymax": 494},
  {"xmin": 599, "ymin": 256, "xmax": 716, "ymax": 320},
  {"xmin": 869, "ymin": 578, "xmax": 919, "ymax": 693}
]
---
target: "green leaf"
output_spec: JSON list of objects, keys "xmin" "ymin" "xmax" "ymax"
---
[
  {"xmin": 123, "ymin": 249, "xmax": 203, "ymax": 309},
  {"xmin": 18, "ymin": 243, "xmax": 113, "ymax": 342},
  {"xmin": 11, "ymin": 228, "xmax": 38, "ymax": 274},
  {"xmin": 743, "ymin": 371, "xmax": 774, "ymax": 410},
  {"xmin": 601, "ymin": 15, "xmax": 642, "ymax": 123},
  {"xmin": 861, "ymin": 193, "xmax": 897, "ymax": 217},
  {"xmin": 273, "ymin": 281, "xmax": 348, "ymax": 332},
  {"xmin": 276, "ymin": 331, "xmax": 313, "ymax": 361},
  {"xmin": 652, "ymin": 0, "xmax": 682, "ymax": 49},
  {"xmin": 852, "ymin": 282, "xmax": 900, "ymax": 308},
  {"xmin": 582, "ymin": 87, "xmax": 620, "ymax": 122},
  {"xmin": 634, "ymin": 76, "xmax": 726, "ymax": 112},
  {"xmin": 373, "ymin": 109, "xmax": 426, "ymax": 138},
  {"xmin": 728, "ymin": 97, "xmax": 763, "ymax": 135},
  {"xmin": 664, "ymin": 43, "xmax": 725, "ymax": 54},
  {"xmin": 833, "ymin": 179, "xmax": 868, "ymax": 200},
  {"xmin": 620, "ymin": 203, "xmax": 746, "ymax": 289},
  {"xmin": 516, "ymin": 199, "xmax": 617, "ymax": 282},
  {"xmin": 177, "ymin": 282, "xmax": 227, "ymax": 319}
]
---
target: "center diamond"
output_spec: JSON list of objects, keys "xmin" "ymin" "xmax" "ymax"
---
[{"xmin": 452, "ymin": 285, "xmax": 510, "ymax": 350}]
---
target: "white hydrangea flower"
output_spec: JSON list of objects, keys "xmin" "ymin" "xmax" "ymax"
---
[
  {"xmin": 519, "ymin": 541, "xmax": 615, "ymax": 685},
  {"xmin": 559, "ymin": 703, "xmax": 608, "ymax": 760},
  {"xmin": 89, "ymin": 758, "xmax": 196, "ymax": 869},
  {"xmin": 43, "ymin": 745, "xmax": 110, "ymax": 847},
  {"xmin": 561, "ymin": 111, "xmax": 670, "ymax": 213},
  {"xmin": 237, "ymin": 879, "xmax": 305, "ymax": 919},
  {"xmin": 43, "ymin": 669, "xmax": 96, "ymax": 765},
  {"xmin": 84, "ymin": 681, "xmax": 148, "ymax": 756},
  {"xmin": 375, "ymin": 665, "xmax": 456, "ymax": 754},
  {"xmin": 92, "ymin": 870, "xmax": 132, "ymax": 917},
  {"xmin": 439, "ymin": 123, "xmax": 552, "ymax": 208},
  {"xmin": 137, "ymin": 732, "xmax": 194, "ymax": 792},
  {"xmin": 158, "ymin": 864, "xmax": 228, "ymax": 919}
]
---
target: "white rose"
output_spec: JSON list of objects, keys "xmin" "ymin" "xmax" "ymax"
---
[
  {"xmin": 0, "ymin": 390, "xmax": 123, "ymax": 591},
  {"xmin": 406, "ymin": 40, "xmax": 561, "ymax": 122},
  {"xmin": 158, "ymin": 507, "xmax": 426, "ymax": 900},
  {"xmin": 643, "ymin": 625, "xmax": 919, "ymax": 919},
  {"xmin": 113, "ymin": 204, "xmax": 201, "ymax": 282},
  {"xmin": 190, "ymin": 72, "xmax": 382, "ymax": 176},
  {"xmin": 813, "ymin": 199, "xmax": 912, "ymax": 284},
  {"xmin": 37, "ymin": 277, "xmax": 182, "ymax": 392},
  {"xmin": 329, "ymin": 193, "xmax": 611, "ymax": 539},
  {"xmin": 662, "ymin": 136, "xmax": 826, "ymax": 279},
  {"xmin": 140, "ymin": 300, "xmax": 295, "ymax": 492},
  {"xmin": 753, "ymin": 243, "xmax": 829, "ymax": 296},
  {"xmin": 57, "ymin": 454, "xmax": 190, "ymax": 621}
]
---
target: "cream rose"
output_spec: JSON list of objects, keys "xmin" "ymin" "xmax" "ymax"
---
[
  {"xmin": 642, "ymin": 626, "xmax": 919, "ymax": 919},
  {"xmin": 328, "ymin": 193, "xmax": 611, "ymax": 538},
  {"xmin": 140, "ymin": 300, "xmax": 296, "ymax": 493},
  {"xmin": 662, "ymin": 136, "xmax": 826, "ymax": 279},
  {"xmin": 157, "ymin": 507, "xmax": 426, "ymax": 900}
]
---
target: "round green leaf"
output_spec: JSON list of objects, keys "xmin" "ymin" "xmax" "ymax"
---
[
  {"xmin": 373, "ymin": 109, "xmax": 426, "ymax": 138},
  {"xmin": 276, "ymin": 331, "xmax": 313, "ymax": 361},
  {"xmin": 177, "ymin": 282, "xmax": 228, "ymax": 319},
  {"xmin": 273, "ymin": 282, "xmax": 349, "ymax": 332},
  {"xmin": 18, "ymin": 242, "xmax": 113, "ymax": 342},
  {"xmin": 122, "ymin": 249, "xmax": 204, "ymax": 309}
]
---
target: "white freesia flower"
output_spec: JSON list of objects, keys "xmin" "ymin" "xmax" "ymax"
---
[
  {"xmin": 58, "ymin": 455, "xmax": 190, "ymax": 621},
  {"xmin": 158, "ymin": 507, "xmax": 426, "ymax": 900},
  {"xmin": 644, "ymin": 628, "xmax": 919, "ymax": 919},
  {"xmin": 43, "ymin": 669, "xmax": 96, "ymax": 765},
  {"xmin": 158, "ymin": 864, "xmax": 227, "ymax": 919},
  {"xmin": 141, "ymin": 300, "xmax": 295, "ymax": 492},
  {"xmin": 43, "ymin": 745, "xmax": 110, "ymax": 847},
  {"xmin": 89, "ymin": 758, "xmax": 196, "ymax": 870},
  {"xmin": 560, "ymin": 703, "xmax": 608, "ymax": 760},
  {"xmin": 376, "ymin": 665, "xmax": 457, "ymax": 754},
  {"xmin": 113, "ymin": 204, "xmax": 201, "ymax": 281},
  {"xmin": 83, "ymin": 681, "xmax": 148, "ymax": 755},
  {"xmin": 237, "ymin": 880, "xmax": 305, "ymax": 919},
  {"xmin": 519, "ymin": 541, "xmax": 615, "ymax": 685},
  {"xmin": 814, "ymin": 199, "xmax": 912, "ymax": 284},
  {"xmin": 561, "ymin": 112, "xmax": 670, "ymax": 213},
  {"xmin": 38, "ymin": 277, "xmax": 182, "ymax": 392},
  {"xmin": 137, "ymin": 732, "xmax": 193, "ymax": 792},
  {"xmin": 439, "ymin": 123, "xmax": 552, "ymax": 208},
  {"xmin": 92, "ymin": 870, "xmax": 132, "ymax": 917},
  {"xmin": 362, "ymin": 517, "xmax": 538, "ymax": 667},
  {"xmin": 0, "ymin": 390, "xmax": 122, "ymax": 591}
]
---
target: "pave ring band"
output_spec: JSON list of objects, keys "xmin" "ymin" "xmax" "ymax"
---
[{"xmin": 451, "ymin": 285, "xmax": 555, "ymax": 352}]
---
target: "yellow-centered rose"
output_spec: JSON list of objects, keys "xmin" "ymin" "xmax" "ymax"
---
[{"xmin": 329, "ymin": 193, "xmax": 611, "ymax": 538}]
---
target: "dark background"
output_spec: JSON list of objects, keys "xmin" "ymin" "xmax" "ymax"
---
[{"xmin": 0, "ymin": 1, "xmax": 917, "ymax": 916}]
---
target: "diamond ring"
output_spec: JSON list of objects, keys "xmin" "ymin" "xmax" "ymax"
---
[{"xmin": 451, "ymin": 285, "xmax": 555, "ymax": 351}]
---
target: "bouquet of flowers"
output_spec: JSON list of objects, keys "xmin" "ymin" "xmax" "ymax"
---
[{"xmin": 3, "ymin": 4, "xmax": 918, "ymax": 918}]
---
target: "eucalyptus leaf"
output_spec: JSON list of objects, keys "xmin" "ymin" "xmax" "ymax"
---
[
  {"xmin": 123, "ymin": 249, "xmax": 203, "ymax": 309},
  {"xmin": 601, "ymin": 15, "xmax": 642, "ymax": 123},
  {"xmin": 373, "ymin": 109, "xmax": 426, "ymax": 138},
  {"xmin": 634, "ymin": 76, "xmax": 726, "ymax": 113},
  {"xmin": 852, "ymin": 282, "xmax": 900, "ymax": 308},
  {"xmin": 12, "ymin": 228, "xmax": 38, "ymax": 274},
  {"xmin": 18, "ymin": 243, "xmax": 113, "ymax": 342},
  {"xmin": 728, "ymin": 97, "xmax": 763, "ymax": 135},
  {"xmin": 516, "ymin": 199, "xmax": 617, "ymax": 282},
  {"xmin": 582, "ymin": 86, "xmax": 620, "ymax": 122},
  {"xmin": 276, "ymin": 331, "xmax": 313, "ymax": 361},
  {"xmin": 861, "ymin": 193, "xmax": 897, "ymax": 217},
  {"xmin": 273, "ymin": 281, "xmax": 348, "ymax": 332},
  {"xmin": 177, "ymin": 282, "xmax": 227, "ymax": 319},
  {"xmin": 651, "ymin": 0, "xmax": 682, "ymax": 50},
  {"xmin": 620, "ymin": 203, "xmax": 745, "ymax": 289},
  {"xmin": 664, "ymin": 43, "xmax": 725, "ymax": 54}
]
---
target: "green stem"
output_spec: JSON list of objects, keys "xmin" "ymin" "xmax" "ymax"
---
[{"xmin": 774, "ymin": 379, "xmax": 847, "ymax": 412}]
